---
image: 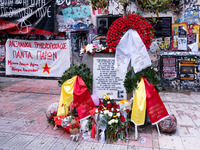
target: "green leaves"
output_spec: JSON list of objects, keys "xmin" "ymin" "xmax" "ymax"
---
[
  {"xmin": 136, "ymin": 0, "xmax": 174, "ymax": 17},
  {"xmin": 58, "ymin": 64, "xmax": 93, "ymax": 93},
  {"xmin": 90, "ymin": 0, "xmax": 108, "ymax": 10},
  {"xmin": 124, "ymin": 67, "xmax": 162, "ymax": 93},
  {"xmin": 149, "ymin": 0, "xmax": 158, "ymax": 5}
]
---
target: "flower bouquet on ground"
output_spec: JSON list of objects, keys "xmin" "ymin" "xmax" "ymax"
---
[
  {"xmin": 47, "ymin": 111, "xmax": 57, "ymax": 125},
  {"xmin": 63, "ymin": 116, "xmax": 81, "ymax": 134},
  {"xmin": 98, "ymin": 94, "xmax": 131, "ymax": 143},
  {"xmin": 46, "ymin": 102, "xmax": 59, "ymax": 126}
]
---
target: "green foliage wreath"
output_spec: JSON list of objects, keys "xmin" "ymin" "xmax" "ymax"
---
[
  {"xmin": 58, "ymin": 64, "xmax": 93, "ymax": 93},
  {"xmin": 124, "ymin": 67, "xmax": 162, "ymax": 93}
]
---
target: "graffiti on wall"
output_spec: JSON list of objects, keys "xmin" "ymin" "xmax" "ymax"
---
[
  {"xmin": 157, "ymin": 37, "xmax": 171, "ymax": 51},
  {"xmin": 56, "ymin": 0, "xmax": 92, "ymax": 32},
  {"xmin": 184, "ymin": 0, "xmax": 200, "ymax": 24},
  {"xmin": 164, "ymin": 79, "xmax": 200, "ymax": 91}
]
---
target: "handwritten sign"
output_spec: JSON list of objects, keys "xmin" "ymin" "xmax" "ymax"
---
[
  {"xmin": 6, "ymin": 39, "xmax": 71, "ymax": 77},
  {"xmin": 93, "ymin": 58, "xmax": 127, "ymax": 100}
]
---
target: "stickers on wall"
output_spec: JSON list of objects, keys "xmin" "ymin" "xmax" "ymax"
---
[{"xmin": 171, "ymin": 23, "xmax": 200, "ymax": 51}]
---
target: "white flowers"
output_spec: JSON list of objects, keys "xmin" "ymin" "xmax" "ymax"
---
[
  {"xmin": 108, "ymin": 119, "xmax": 118, "ymax": 125},
  {"xmin": 108, "ymin": 112, "xmax": 113, "ymax": 117},
  {"xmin": 86, "ymin": 44, "xmax": 93, "ymax": 53},
  {"xmin": 104, "ymin": 110, "xmax": 113, "ymax": 117},
  {"xmin": 102, "ymin": 46, "xmax": 106, "ymax": 50},
  {"xmin": 117, "ymin": 113, "xmax": 120, "ymax": 117},
  {"xmin": 80, "ymin": 44, "xmax": 107, "ymax": 55},
  {"xmin": 104, "ymin": 110, "xmax": 109, "ymax": 115}
]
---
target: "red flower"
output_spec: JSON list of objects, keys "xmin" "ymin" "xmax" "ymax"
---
[
  {"xmin": 106, "ymin": 14, "xmax": 154, "ymax": 51},
  {"xmin": 112, "ymin": 102, "xmax": 117, "ymax": 107},
  {"xmin": 106, "ymin": 103, "xmax": 112, "ymax": 108},
  {"xmin": 126, "ymin": 109, "xmax": 130, "ymax": 113},
  {"xmin": 120, "ymin": 116, "xmax": 125, "ymax": 122}
]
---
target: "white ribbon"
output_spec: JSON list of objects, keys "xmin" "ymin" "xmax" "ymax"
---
[
  {"xmin": 99, "ymin": 114, "xmax": 107, "ymax": 143},
  {"xmin": 115, "ymin": 29, "xmax": 152, "ymax": 74}
]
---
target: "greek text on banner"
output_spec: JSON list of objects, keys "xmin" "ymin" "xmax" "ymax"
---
[{"xmin": 6, "ymin": 39, "xmax": 71, "ymax": 77}]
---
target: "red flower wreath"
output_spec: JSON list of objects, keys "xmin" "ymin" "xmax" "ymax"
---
[{"xmin": 106, "ymin": 14, "xmax": 154, "ymax": 52}]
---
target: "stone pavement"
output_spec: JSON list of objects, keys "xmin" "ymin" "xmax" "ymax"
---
[{"xmin": 0, "ymin": 77, "xmax": 200, "ymax": 150}]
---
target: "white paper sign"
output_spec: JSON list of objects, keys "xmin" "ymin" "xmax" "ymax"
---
[
  {"xmin": 178, "ymin": 38, "xmax": 187, "ymax": 50},
  {"xmin": 6, "ymin": 39, "xmax": 71, "ymax": 77},
  {"xmin": 93, "ymin": 57, "xmax": 127, "ymax": 99}
]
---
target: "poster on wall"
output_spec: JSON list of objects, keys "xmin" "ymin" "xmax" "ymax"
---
[
  {"xmin": 6, "ymin": 39, "xmax": 71, "ymax": 77},
  {"xmin": 188, "ymin": 24, "xmax": 200, "ymax": 52},
  {"xmin": 179, "ymin": 57, "xmax": 198, "ymax": 81},
  {"xmin": 162, "ymin": 58, "xmax": 176, "ymax": 79},
  {"xmin": 178, "ymin": 38, "xmax": 187, "ymax": 50},
  {"xmin": 0, "ymin": 0, "xmax": 57, "ymax": 35},
  {"xmin": 178, "ymin": 26, "xmax": 187, "ymax": 50},
  {"xmin": 171, "ymin": 23, "xmax": 188, "ymax": 50},
  {"xmin": 93, "ymin": 58, "xmax": 127, "ymax": 100}
]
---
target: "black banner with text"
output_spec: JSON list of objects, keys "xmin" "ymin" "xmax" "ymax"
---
[{"xmin": 0, "ymin": 0, "xmax": 57, "ymax": 35}]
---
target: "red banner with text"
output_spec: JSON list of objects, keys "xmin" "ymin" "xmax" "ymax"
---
[
  {"xmin": 73, "ymin": 76, "xmax": 96, "ymax": 120},
  {"xmin": 143, "ymin": 77, "xmax": 169, "ymax": 124}
]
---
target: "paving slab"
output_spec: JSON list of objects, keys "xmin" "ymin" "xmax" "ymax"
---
[
  {"xmin": 102, "ymin": 144, "xmax": 127, "ymax": 150},
  {"xmin": 178, "ymin": 125, "xmax": 200, "ymax": 137},
  {"xmin": 163, "ymin": 92, "xmax": 196, "ymax": 103},
  {"xmin": 158, "ymin": 135, "xmax": 185, "ymax": 150},
  {"xmin": 63, "ymin": 140, "xmax": 81, "ymax": 150},
  {"xmin": 181, "ymin": 136, "xmax": 200, "ymax": 150},
  {"xmin": 49, "ymin": 138, "xmax": 71, "ymax": 150},
  {"xmin": 170, "ymin": 109, "xmax": 196, "ymax": 126},
  {"xmin": 24, "ymin": 135, "xmax": 58, "ymax": 150},
  {"xmin": 128, "ymin": 146, "xmax": 153, "ymax": 150},
  {"xmin": 0, "ymin": 134, "xmax": 36, "ymax": 150},
  {"xmin": 0, "ymin": 133, "xmax": 16, "ymax": 145},
  {"xmin": 128, "ymin": 133, "xmax": 153, "ymax": 148},
  {"xmin": 76, "ymin": 141, "xmax": 104, "ymax": 150}
]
